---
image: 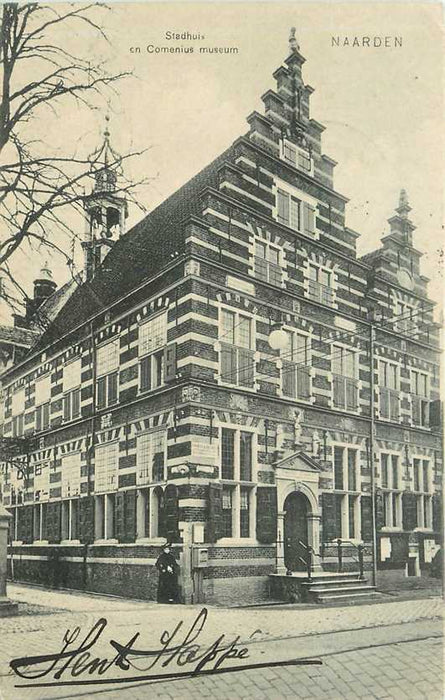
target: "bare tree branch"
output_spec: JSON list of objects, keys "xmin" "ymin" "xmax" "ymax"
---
[{"xmin": 0, "ymin": 2, "xmax": 148, "ymax": 313}]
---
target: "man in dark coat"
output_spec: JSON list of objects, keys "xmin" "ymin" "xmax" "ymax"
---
[{"xmin": 155, "ymin": 542, "xmax": 179, "ymax": 603}]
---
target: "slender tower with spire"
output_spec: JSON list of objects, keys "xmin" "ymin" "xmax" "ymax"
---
[{"xmin": 82, "ymin": 116, "xmax": 128, "ymax": 281}]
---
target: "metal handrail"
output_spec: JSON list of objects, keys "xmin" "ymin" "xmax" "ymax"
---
[{"xmin": 335, "ymin": 538, "xmax": 365, "ymax": 579}]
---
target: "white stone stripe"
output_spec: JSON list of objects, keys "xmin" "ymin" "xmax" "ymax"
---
[
  {"xmin": 189, "ymin": 234, "xmax": 250, "ymax": 268},
  {"xmin": 202, "ymin": 207, "xmax": 252, "ymax": 233},
  {"xmin": 178, "ymin": 499, "xmax": 207, "ymax": 508},
  {"xmin": 235, "ymin": 155, "xmax": 257, "ymax": 169},
  {"xmin": 241, "ymin": 173, "xmax": 273, "ymax": 194},
  {"xmin": 250, "ymin": 132, "xmax": 280, "ymax": 151},
  {"xmin": 336, "ymin": 283, "xmax": 365, "ymax": 299},
  {"xmin": 173, "ymin": 310, "xmax": 218, "ymax": 330},
  {"xmin": 321, "ymin": 231, "xmax": 356, "ymax": 252},
  {"xmin": 177, "ymin": 357, "xmax": 215, "ymax": 370},
  {"xmin": 219, "ymin": 181, "xmax": 274, "ymax": 209},
  {"xmin": 7, "ymin": 553, "xmax": 158, "ymax": 566}
]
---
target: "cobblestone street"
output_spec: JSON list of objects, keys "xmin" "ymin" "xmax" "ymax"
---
[{"xmin": 0, "ymin": 585, "xmax": 442, "ymax": 700}]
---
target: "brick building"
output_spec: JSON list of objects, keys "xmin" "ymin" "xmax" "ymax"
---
[{"xmin": 0, "ymin": 32, "xmax": 442, "ymax": 605}]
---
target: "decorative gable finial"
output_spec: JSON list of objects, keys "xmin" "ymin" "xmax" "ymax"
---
[
  {"xmin": 396, "ymin": 188, "xmax": 411, "ymax": 218},
  {"xmin": 289, "ymin": 27, "xmax": 299, "ymax": 53}
]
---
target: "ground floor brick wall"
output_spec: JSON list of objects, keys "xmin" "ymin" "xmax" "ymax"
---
[
  {"xmin": 7, "ymin": 543, "xmax": 179, "ymax": 601},
  {"xmin": 197, "ymin": 544, "xmax": 275, "ymax": 605}
]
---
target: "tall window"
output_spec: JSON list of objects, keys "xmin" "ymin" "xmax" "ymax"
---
[
  {"xmin": 220, "ymin": 309, "xmax": 255, "ymax": 388},
  {"xmin": 11, "ymin": 387, "xmax": 25, "ymax": 436},
  {"xmin": 333, "ymin": 446, "xmax": 360, "ymax": 539},
  {"xmin": 12, "ymin": 413, "xmax": 24, "ymax": 438},
  {"xmin": 276, "ymin": 188, "xmax": 316, "ymax": 235},
  {"xmin": 94, "ymin": 443, "xmax": 119, "ymax": 541},
  {"xmin": 411, "ymin": 370, "xmax": 429, "ymax": 427},
  {"xmin": 61, "ymin": 453, "xmax": 81, "ymax": 499},
  {"xmin": 281, "ymin": 330, "xmax": 311, "ymax": 400},
  {"xmin": 380, "ymin": 454, "xmax": 402, "ymax": 528},
  {"xmin": 413, "ymin": 458, "xmax": 433, "ymax": 529},
  {"xmin": 254, "ymin": 240, "xmax": 282, "ymax": 286},
  {"xmin": 332, "ymin": 346, "xmax": 358, "ymax": 411},
  {"xmin": 136, "ymin": 431, "xmax": 166, "ymax": 485},
  {"xmin": 379, "ymin": 360, "xmax": 399, "ymax": 421},
  {"xmin": 61, "ymin": 453, "xmax": 81, "ymax": 540},
  {"xmin": 34, "ymin": 462, "xmax": 50, "ymax": 502},
  {"xmin": 35, "ymin": 375, "xmax": 51, "ymax": 432},
  {"xmin": 139, "ymin": 313, "xmax": 167, "ymax": 392},
  {"xmin": 63, "ymin": 359, "xmax": 81, "ymax": 423},
  {"xmin": 96, "ymin": 340, "xmax": 119, "ymax": 409},
  {"xmin": 395, "ymin": 301, "xmax": 416, "ymax": 334},
  {"xmin": 95, "ymin": 442, "xmax": 118, "ymax": 494},
  {"xmin": 307, "ymin": 264, "xmax": 334, "ymax": 306},
  {"xmin": 220, "ymin": 427, "xmax": 255, "ymax": 539}
]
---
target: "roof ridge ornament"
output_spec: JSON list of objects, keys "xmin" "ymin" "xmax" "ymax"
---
[
  {"xmin": 88, "ymin": 114, "xmax": 123, "ymax": 174},
  {"xmin": 289, "ymin": 27, "xmax": 300, "ymax": 53},
  {"xmin": 396, "ymin": 188, "xmax": 411, "ymax": 218}
]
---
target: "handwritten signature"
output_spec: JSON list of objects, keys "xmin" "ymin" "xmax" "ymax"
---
[{"xmin": 10, "ymin": 608, "xmax": 322, "ymax": 688}]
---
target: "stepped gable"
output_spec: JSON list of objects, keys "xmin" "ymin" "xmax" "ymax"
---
[
  {"xmin": 360, "ymin": 189, "xmax": 430, "ymax": 298},
  {"xmin": 34, "ymin": 145, "xmax": 235, "ymax": 350},
  {"xmin": 34, "ymin": 29, "xmax": 350, "ymax": 353}
]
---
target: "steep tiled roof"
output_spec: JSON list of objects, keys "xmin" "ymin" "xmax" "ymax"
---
[
  {"xmin": 30, "ymin": 276, "xmax": 81, "ymax": 332},
  {"xmin": 35, "ymin": 145, "xmax": 235, "ymax": 350}
]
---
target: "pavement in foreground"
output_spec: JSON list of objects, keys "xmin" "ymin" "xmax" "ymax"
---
[{"xmin": 0, "ymin": 584, "xmax": 442, "ymax": 700}]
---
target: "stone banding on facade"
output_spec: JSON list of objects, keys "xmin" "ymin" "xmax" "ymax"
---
[{"xmin": 0, "ymin": 33, "xmax": 442, "ymax": 605}]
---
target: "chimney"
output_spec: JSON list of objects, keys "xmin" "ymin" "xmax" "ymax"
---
[{"xmin": 26, "ymin": 264, "xmax": 57, "ymax": 320}]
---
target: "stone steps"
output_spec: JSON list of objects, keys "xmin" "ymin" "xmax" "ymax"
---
[{"xmin": 299, "ymin": 573, "xmax": 384, "ymax": 604}]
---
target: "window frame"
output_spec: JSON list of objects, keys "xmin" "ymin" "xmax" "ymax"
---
[
  {"xmin": 412, "ymin": 457, "xmax": 433, "ymax": 530},
  {"xmin": 332, "ymin": 344, "xmax": 359, "ymax": 412},
  {"xmin": 332, "ymin": 444, "xmax": 361, "ymax": 541},
  {"xmin": 138, "ymin": 312, "xmax": 168, "ymax": 394},
  {"xmin": 254, "ymin": 238, "xmax": 284, "ymax": 287},
  {"xmin": 136, "ymin": 430, "xmax": 167, "ymax": 486},
  {"xmin": 411, "ymin": 369, "xmax": 429, "ymax": 427},
  {"xmin": 306, "ymin": 262, "xmax": 335, "ymax": 307},
  {"xmin": 280, "ymin": 328, "xmax": 312, "ymax": 401},
  {"xmin": 280, "ymin": 139, "xmax": 314, "ymax": 176},
  {"xmin": 379, "ymin": 452, "xmax": 402, "ymax": 530},
  {"xmin": 378, "ymin": 359, "xmax": 400, "ymax": 422},
  {"xmin": 96, "ymin": 339, "xmax": 119, "ymax": 410},
  {"xmin": 218, "ymin": 306, "xmax": 256, "ymax": 390},
  {"xmin": 219, "ymin": 425, "xmax": 257, "ymax": 542},
  {"xmin": 273, "ymin": 178, "xmax": 318, "ymax": 238}
]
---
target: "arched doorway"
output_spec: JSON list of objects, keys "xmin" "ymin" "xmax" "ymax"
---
[{"xmin": 284, "ymin": 491, "xmax": 311, "ymax": 571}]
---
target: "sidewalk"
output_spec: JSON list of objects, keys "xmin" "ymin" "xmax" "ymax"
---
[
  {"xmin": 1, "ymin": 582, "xmax": 442, "ymax": 643},
  {"xmin": 0, "ymin": 583, "xmax": 443, "ymax": 700}
]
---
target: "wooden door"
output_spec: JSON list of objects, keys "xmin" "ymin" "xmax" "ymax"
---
[{"xmin": 284, "ymin": 492, "xmax": 309, "ymax": 571}]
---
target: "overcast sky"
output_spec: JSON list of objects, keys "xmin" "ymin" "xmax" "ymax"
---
[{"xmin": 3, "ymin": 1, "xmax": 443, "ymax": 322}]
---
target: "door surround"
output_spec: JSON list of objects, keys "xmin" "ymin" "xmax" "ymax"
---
[{"xmin": 275, "ymin": 451, "xmax": 321, "ymax": 574}]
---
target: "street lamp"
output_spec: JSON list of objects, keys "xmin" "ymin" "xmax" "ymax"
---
[{"xmin": 268, "ymin": 325, "xmax": 289, "ymax": 351}]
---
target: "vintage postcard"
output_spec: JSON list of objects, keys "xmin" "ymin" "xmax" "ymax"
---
[{"xmin": 0, "ymin": 2, "xmax": 443, "ymax": 699}]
